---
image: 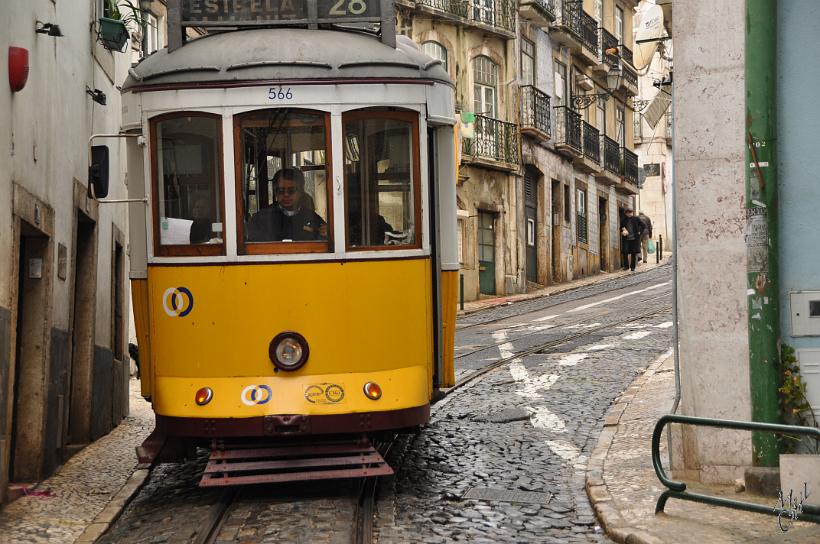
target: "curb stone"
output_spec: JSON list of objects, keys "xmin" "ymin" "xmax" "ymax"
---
[
  {"xmin": 74, "ymin": 468, "xmax": 151, "ymax": 543},
  {"xmin": 584, "ymin": 349, "xmax": 672, "ymax": 544}
]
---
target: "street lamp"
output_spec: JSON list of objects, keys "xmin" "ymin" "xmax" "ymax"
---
[{"xmin": 572, "ymin": 62, "xmax": 625, "ymax": 110}]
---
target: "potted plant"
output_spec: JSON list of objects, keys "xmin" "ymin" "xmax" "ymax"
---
[
  {"xmin": 777, "ymin": 344, "xmax": 819, "ymax": 509},
  {"xmin": 98, "ymin": 0, "xmax": 145, "ymax": 52}
]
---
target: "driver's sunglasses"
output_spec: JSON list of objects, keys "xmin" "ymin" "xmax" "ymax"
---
[{"xmin": 276, "ymin": 187, "xmax": 299, "ymax": 196}]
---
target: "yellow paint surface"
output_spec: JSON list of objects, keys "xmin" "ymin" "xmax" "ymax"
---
[{"xmin": 146, "ymin": 258, "xmax": 434, "ymax": 415}]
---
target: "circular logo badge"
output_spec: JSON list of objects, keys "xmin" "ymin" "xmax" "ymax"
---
[
  {"xmin": 240, "ymin": 385, "xmax": 272, "ymax": 406},
  {"xmin": 162, "ymin": 287, "xmax": 194, "ymax": 318},
  {"xmin": 325, "ymin": 384, "xmax": 345, "ymax": 403}
]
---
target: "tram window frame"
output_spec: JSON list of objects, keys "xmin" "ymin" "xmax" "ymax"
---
[
  {"xmin": 149, "ymin": 111, "xmax": 227, "ymax": 257},
  {"xmin": 234, "ymin": 108, "xmax": 334, "ymax": 255},
  {"xmin": 342, "ymin": 109, "xmax": 422, "ymax": 252}
]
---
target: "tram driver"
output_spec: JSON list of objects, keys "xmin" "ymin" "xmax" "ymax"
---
[{"xmin": 247, "ymin": 167, "xmax": 328, "ymax": 242}]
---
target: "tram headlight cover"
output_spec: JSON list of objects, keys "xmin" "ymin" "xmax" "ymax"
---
[
  {"xmin": 363, "ymin": 382, "xmax": 382, "ymax": 400},
  {"xmin": 269, "ymin": 331, "xmax": 309, "ymax": 371}
]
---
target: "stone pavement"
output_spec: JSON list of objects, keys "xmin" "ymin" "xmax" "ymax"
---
[
  {"xmin": 0, "ymin": 379, "xmax": 153, "ymax": 544},
  {"xmin": 459, "ymin": 254, "xmax": 671, "ymax": 316},
  {"xmin": 587, "ymin": 352, "xmax": 820, "ymax": 544}
]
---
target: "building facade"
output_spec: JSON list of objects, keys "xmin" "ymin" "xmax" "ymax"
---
[
  {"xmin": 633, "ymin": 0, "xmax": 673, "ymax": 245},
  {"xmin": 0, "ymin": 0, "xmax": 165, "ymax": 502},
  {"xmin": 398, "ymin": 0, "xmax": 639, "ymax": 302}
]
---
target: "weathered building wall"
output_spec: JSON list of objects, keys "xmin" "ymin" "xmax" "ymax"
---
[
  {"xmin": 776, "ymin": 0, "xmax": 820, "ymax": 420},
  {"xmin": 0, "ymin": 0, "xmax": 133, "ymax": 500},
  {"xmin": 673, "ymin": 0, "xmax": 752, "ymax": 483}
]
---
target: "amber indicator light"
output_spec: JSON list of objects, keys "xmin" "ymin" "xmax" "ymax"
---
[
  {"xmin": 195, "ymin": 387, "xmax": 213, "ymax": 406},
  {"xmin": 363, "ymin": 382, "xmax": 382, "ymax": 400}
]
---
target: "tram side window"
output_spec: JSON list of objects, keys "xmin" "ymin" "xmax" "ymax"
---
[
  {"xmin": 237, "ymin": 109, "xmax": 330, "ymax": 251},
  {"xmin": 344, "ymin": 113, "xmax": 419, "ymax": 249},
  {"xmin": 153, "ymin": 114, "xmax": 224, "ymax": 249}
]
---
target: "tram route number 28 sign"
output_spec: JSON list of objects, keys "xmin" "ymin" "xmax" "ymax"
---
[{"xmin": 181, "ymin": 0, "xmax": 382, "ymax": 24}]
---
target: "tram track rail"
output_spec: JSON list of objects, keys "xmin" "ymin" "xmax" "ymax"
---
[{"xmin": 453, "ymin": 289, "xmax": 672, "ymax": 363}]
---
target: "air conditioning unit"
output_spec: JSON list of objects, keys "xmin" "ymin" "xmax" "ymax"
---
[{"xmin": 576, "ymin": 75, "xmax": 594, "ymax": 91}]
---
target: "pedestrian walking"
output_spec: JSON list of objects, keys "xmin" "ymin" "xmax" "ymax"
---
[
  {"xmin": 620, "ymin": 209, "xmax": 645, "ymax": 271},
  {"xmin": 639, "ymin": 212, "xmax": 653, "ymax": 264}
]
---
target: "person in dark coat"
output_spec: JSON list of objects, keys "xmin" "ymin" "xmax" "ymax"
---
[
  {"xmin": 620, "ymin": 209, "xmax": 645, "ymax": 271},
  {"xmin": 638, "ymin": 211, "xmax": 653, "ymax": 264},
  {"xmin": 247, "ymin": 168, "xmax": 327, "ymax": 242}
]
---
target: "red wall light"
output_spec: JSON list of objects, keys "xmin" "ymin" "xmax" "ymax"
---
[{"xmin": 8, "ymin": 47, "xmax": 29, "ymax": 93}]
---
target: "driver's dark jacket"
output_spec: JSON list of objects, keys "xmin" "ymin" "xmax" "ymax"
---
[{"xmin": 247, "ymin": 205, "xmax": 326, "ymax": 242}]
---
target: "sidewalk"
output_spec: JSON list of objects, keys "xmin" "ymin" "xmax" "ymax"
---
[
  {"xmin": 0, "ymin": 380, "xmax": 153, "ymax": 544},
  {"xmin": 459, "ymin": 253, "xmax": 671, "ymax": 316},
  {"xmin": 587, "ymin": 353, "xmax": 820, "ymax": 543}
]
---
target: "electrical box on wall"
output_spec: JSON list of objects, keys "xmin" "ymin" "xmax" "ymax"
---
[{"xmin": 790, "ymin": 291, "xmax": 820, "ymax": 336}]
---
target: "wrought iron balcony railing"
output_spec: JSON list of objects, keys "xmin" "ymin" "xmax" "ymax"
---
[
  {"xmin": 621, "ymin": 44, "xmax": 634, "ymax": 66},
  {"xmin": 521, "ymin": 85, "xmax": 552, "ymax": 137},
  {"xmin": 622, "ymin": 147, "xmax": 638, "ymax": 185},
  {"xmin": 602, "ymin": 134, "xmax": 620, "ymax": 175},
  {"xmin": 622, "ymin": 63, "xmax": 638, "ymax": 90},
  {"xmin": 579, "ymin": 10, "xmax": 599, "ymax": 58},
  {"xmin": 415, "ymin": 0, "xmax": 515, "ymax": 32},
  {"xmin": 462, "ymin": 114, "xmax": 520, "ymax": 164},
  {"xmin": 601, "ymin": 28, "xmax": 619, "ymax": 69},
  {"xmin": 553, "ymin": 0, "xmax": 582, "ymax": 38},
  {"xmin": 581, "ymin": 121, "xmax": 600, "ymax": 163},
  {"xmin": 553, "ymin": 105, "xmax": 582, "ymax": 153}
]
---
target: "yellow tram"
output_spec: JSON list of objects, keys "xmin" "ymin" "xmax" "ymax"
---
[{"xmin": 114, "ymin": 4, "xmax": 458, "ymax": 484}]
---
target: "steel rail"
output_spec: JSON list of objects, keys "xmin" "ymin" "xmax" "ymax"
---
[{"xmin": 454, "ymin": 290, "xmax": 672, "ymax": 361}]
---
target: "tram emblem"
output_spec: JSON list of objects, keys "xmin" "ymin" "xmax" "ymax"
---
[
  {"xmin": 304, "ymin": 383, "xmax": 345, "ymax": 404},
  {"xmin": 162, "ymin": 287, "xmax": 194, "ymax": 318},
  {"xmin": 241, "ymin": 385, "xmax": 273, "ymax": 406}
]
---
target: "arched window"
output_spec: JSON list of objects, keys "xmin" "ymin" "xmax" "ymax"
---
[
  {"xmin": 473, "ymin": 56, "xmax": 498, "ymax": 118},
  {"xmin": 422, "ymin": 41, "xmax": 448, "ymax": 72}
]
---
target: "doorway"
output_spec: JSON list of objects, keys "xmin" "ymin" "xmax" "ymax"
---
[
  {"xmin": 68, "ymin": 214, "xmax": 96, "ymax": 448},
  {"xmin": 599, "ymin": 196, "xmax": 608, "ymax": 271},
  {"xmin": 524, "ymin": 168, "xmax": 538, "ymax": 284},
  {"xmin": 478, "ymin": 211, "xmax": 496, "ymax": 295},
  {"xmin": 551, "ymin": 180, "xmax": 561, "ymax": 283},
  {"xmin": 10, "ymin": 223, "xmax": 50, "ymax": 482}
]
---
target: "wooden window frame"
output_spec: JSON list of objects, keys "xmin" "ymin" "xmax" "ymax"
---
[
  {"xmin": 150, "ymin": 111, "xmax": 227, "ymax": 257},
  {"xmin": 234, "ymin": 108, "xmax": 334, "ymax": 255},
  {"xmin": 342, "ymin": 109, "xmax": 422, "ymax": 253}
]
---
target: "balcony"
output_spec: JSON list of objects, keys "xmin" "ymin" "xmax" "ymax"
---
[
  {"xmin": 621, "ymin": 44, "xmax": 634, "ymax": 68},
  {"xmin": 462, "ymin": 114, "xmax": 520, "ymax": 170},
  {"xmin": 414, "ymin": 0, "xmax": 516, "ymax": 38},
  {"xmin": 619, "ymin": 63, "xmax": 639, "ymax": 96},
  {"xmin": 518, "ymin": 0, "xmax": 556, "ymax": 26},
  {"xmin": 573, "ymin": 121, "xmax": 600, "ymax": 173},
  {"xmin": 620, "ymin": 147, "xmax": 639, "ymax": 194},
  {"xmin": 520, "ymin": 85, "xmax": 551, "ymax": 142},
  {"xmin": 595, "ymin": 134, "xmax": 621, "ymax": 185},
  {"xmin": 549, "ymin": 0, "xmax": 583, "ymax": 51},
  {"xmin": 553, "ymin": 105, "xmax": 582, "ymax": 159},
  {"xmin": 600, "ymin": 28, "xmax": 619, "ymax": 70},
  {"xmin": 578, "ymin": 10, "xmax": 600, "ymax": 65}
]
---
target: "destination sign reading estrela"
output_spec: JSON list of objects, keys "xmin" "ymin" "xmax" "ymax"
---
[{"xmin": 182, "ymin": 0, "xmax": 381, "ymax": 23}]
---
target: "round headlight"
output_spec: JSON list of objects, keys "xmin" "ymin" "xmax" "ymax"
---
[
  {"xmin": 268, "ymin": 331, "xmax": 309, "ymax": 371},
  {"xmin": 363, "ymin": 382, "xmax": 382, "ymax": 400}
]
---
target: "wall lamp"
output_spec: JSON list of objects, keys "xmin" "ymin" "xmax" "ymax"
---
[
  {"xmin": 571, "ymin": 68, "xmax": 625, "ymax": 110},
  {"xmin": 35, "ymin": 21, "xmax": 63, "ymax": 37},
  {"xmin": 86, "ymin": 87, "xmax": 107, "ymax": 106}
]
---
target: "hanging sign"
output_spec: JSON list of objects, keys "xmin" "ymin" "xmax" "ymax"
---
[{"xmin": 181, "ymin": 0, "xmax": 383, "ymax": 25}]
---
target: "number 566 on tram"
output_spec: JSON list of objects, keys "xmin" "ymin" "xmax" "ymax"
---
[{"xmin": 112, "ymin": 26, "xmax": 459, "ymax": 483}]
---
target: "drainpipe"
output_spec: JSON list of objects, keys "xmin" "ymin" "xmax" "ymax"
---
[{"xmin": 746, "ymin": 0, "xmax": 781, "ymax": 467}]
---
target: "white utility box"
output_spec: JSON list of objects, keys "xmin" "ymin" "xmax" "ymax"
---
[{"xmin": 790, "ymin": 291, "xmax": 820, "ymax": 336}]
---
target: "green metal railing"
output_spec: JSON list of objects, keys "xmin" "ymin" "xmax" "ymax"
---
[{"xmin": 652, "ymin": 414, "xmax": 820, "ymax": 523}]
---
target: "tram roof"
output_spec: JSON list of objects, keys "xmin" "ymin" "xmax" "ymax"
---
[{"xmin": 122, "ymin": 28, "xmax": 453, "ymax": 91}]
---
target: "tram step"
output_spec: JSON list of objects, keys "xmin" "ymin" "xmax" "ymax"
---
[{"xmin": 199, "ymin": 439, "xmax": 394, "ymax": 486}]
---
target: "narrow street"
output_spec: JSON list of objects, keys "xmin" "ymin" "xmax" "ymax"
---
[{"xmin": 94, "ymin": 265, "xmax": 673, "ymax": 544}]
